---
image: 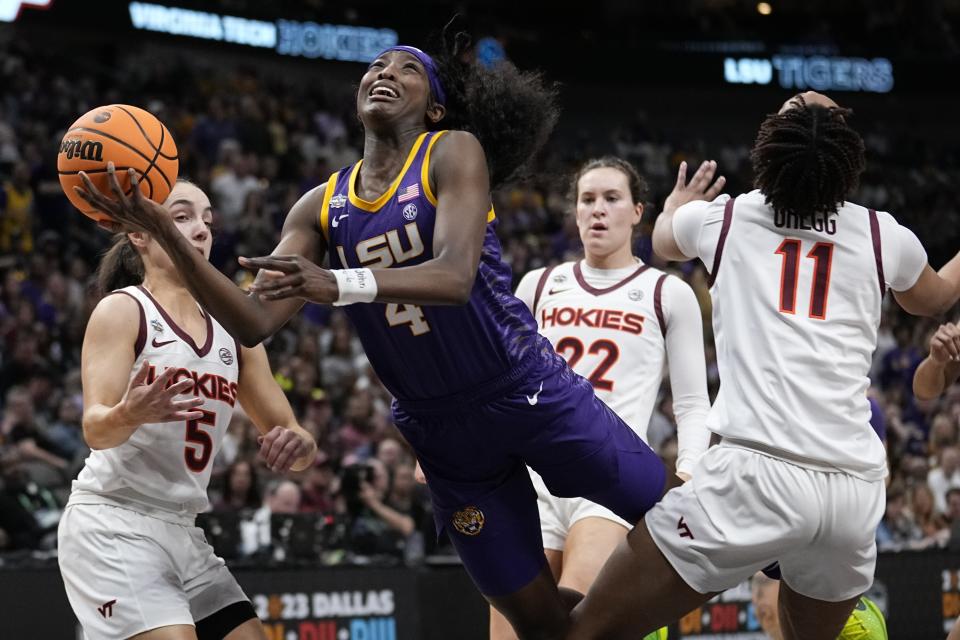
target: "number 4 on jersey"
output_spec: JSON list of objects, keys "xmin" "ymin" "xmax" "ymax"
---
[
  {"xmin": 775, "ymin": 239, "xmax": 834, "ymax": 320},
  {"xmin": 386, "ymin": 303, "xmax": 431, "ymax": 335}
]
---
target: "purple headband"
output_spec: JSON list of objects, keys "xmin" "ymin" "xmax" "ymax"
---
[{"xmin": 375, "ymin": 45, "xmax": 447, "ymax": 107}]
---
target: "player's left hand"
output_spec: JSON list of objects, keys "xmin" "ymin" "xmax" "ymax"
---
[
  {"xmin": 257, "ymin": 426, "xmax": 314, "ymax": 473},
  {"xmin": 241, "ymin": 255, "xmax": 339, "ymax": 304}
]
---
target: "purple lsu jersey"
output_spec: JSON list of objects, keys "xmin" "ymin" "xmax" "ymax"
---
[{"xmin": 320, "ymin": 130, "xmax": 556, "ymax": 404}]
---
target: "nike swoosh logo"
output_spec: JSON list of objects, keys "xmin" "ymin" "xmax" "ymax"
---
[
  {"xmin": 331, "ymin": 214, "xmax": 349, "ymax": 228},
  {"xmin": 548, "ymin": 288, "xmax": 570, "ymax": 295},
  {"xmin": 525, "ymin": 381, "xmax": 544, "ymax": 406},
  {"xmin": 152, "ymin": 338, "xmax": 177, "ymax": 348}
]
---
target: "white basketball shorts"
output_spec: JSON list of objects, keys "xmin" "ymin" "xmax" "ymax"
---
[
  {"xmin": 58, "ymin": 503, "xmax": 249, "ymax": 639},
  {"xmin": 529, "ymin": 468, "xmax": 630, "ymax": 551},
  {"xmin": 645, "ymin": 444, "xmax": 884, "ymax": 602}
]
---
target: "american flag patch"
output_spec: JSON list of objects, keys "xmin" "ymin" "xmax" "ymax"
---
[{"xmin": 397, "ymin": 184, "xmax": 420, "ymax": 203}]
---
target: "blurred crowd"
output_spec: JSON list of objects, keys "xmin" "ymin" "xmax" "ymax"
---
[{"xmin": 1, "ymin": 36, "xmax": 960, "ymax": 564}]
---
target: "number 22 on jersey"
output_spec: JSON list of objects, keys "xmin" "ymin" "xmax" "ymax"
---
[{"xmin": 775, "ymin": 239, "xmax": 834, "ymax": 320}]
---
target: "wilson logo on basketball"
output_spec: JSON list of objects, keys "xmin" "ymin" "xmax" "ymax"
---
[{"xmin": 58, "ymin": 138, "xmax": 103, "ymax": 162}]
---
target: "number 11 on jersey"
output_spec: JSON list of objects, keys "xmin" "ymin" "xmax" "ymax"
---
[{"xmin": 775, "ymin": 238, "xmax": 834, "ymax": 320}]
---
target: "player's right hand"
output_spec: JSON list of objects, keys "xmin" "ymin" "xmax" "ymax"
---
[
  {"xmin": 662, "ymin": 160, "xmax": 726, "ymax": 214},
  {"xmin": 929, "ymin": 322, "xmax": 960, "ymax": 364},
  {"xmin": 118, "ymin": 360, "xmax": 205, "ymax": 426},
  {"xmin": 74, "ymin": 162, "xmax": 173, "ymax": 238}
]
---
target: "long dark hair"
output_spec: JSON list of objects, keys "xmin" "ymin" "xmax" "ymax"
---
[
  {"xmin": 750, "ymin": 96, "xmax": 866, "ymax": 219},
  {"xmin": 97, "ymin": 233, "xmax": 144, "ymax": 294},
  {"xmin": 429, "ymin": 23, "xmax": 560, "ymax": 188}
]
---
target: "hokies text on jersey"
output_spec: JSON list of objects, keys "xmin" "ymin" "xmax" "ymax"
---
[
  {"xmin": 540, "ymin": 306, "xmax": 646, "ymax": 335},
  {"xmin": 145, "ymin": 365, "xmax": 238, "ymax": 407}
]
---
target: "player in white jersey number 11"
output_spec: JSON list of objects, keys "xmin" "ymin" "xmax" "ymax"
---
[
  {"xmin": 58, "ymin": 181, "xmax": 317, "ymax": 640},
  {"xmin": 564, "ymin": 92, "xmax": 960, "ymax": 640}
]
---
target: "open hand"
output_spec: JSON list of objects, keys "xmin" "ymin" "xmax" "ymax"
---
[
  {"xmin": 120, "ymin": 360, "xmax": 205, "ymax": 425},
  {"xmin": 929, "ymin": 323, "xmax": 960, "ymax": 364},
  {"xmin": 241, "ymin": 255, "xmax": 339, "ymax": 303},
  {"xmin": 73, "ymin": 162, "xmax": 173, "ymax": 237},
  {"xmin": 663, "ymin": 160, "xmax": 727, "ymax": 215}
]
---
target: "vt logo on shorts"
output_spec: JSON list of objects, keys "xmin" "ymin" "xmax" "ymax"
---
[
  {"xmin": 452, "ymin": 506, "xmax": 485, "ymax": 536},
  {"xmin": 677, "ymin": 516, "xmax": 695, "ymax": 539},
  {"xmin": 97, "ymin": 599, "xmax": 117, "ymax": 619}
]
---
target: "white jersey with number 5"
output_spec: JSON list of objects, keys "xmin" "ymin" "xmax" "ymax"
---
[
  {"xmin": 70, "ymin": 285, "xmax": 241, "ymax": 520},
  {"xmin": 516, "ymin": 260, "xmax": 710, "ymax": 475},
  {"xmin": 673, "ymin": 189, "xmax": 927, "ymax": 481}
]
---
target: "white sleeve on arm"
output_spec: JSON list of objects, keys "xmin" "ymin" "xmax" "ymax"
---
[
  {"xmin": 661, "ymin": 276, "xmax": 711, "ymax": 477},
  {"xmin": 514, "ymin": 268, "xmax": 543, "ymax": 313},
  {"xmin": 880, "ymin": 215, "xmax": 927, "ymax": 292},
  {"xmin": 672, "ymin": 194, "xmax": 731, "ymax": 269}
]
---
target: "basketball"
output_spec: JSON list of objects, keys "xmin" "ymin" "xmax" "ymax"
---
[{"xmin": 57, "ymin": 104, "xmax": 179, "ymax": 223}]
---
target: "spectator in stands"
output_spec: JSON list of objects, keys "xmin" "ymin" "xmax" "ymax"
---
[
  {"xmin": 300, "ymin": 452, "xmax": 336, "ymax": 515},
  {"xmin": 213, "ymin": 460, "xmax": 262, "ymax": 512},
  {"xmin": 0, "ymin": 161, "xmax": 34, "ymax": 254},
  {"xmin": 876, "ymin": 483, "xmax": 924, "ymax": 551},
  {"xmin": 945, "ymin": 487, "xmax": 960, "ymax": 554},
  {"xmin": 1, "ymin": 386, "xmax": 68, "ymax": 486},
  {"xmin": 929, "ymin": 445, "xmax": 960, "ymax": 514},
  {"xmin": 44, "ymin": 396, "xmax": 85, "ymax": 463},
  {"xmin": 910, "ymin": 483, "xmax": 948, "ymax": 546}
]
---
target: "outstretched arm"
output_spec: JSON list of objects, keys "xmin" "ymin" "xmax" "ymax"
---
[
  {"xmin": 81, "ymin": 294, "xmax": 204, "ymax": 449},
  {"xmin": 246, "ymin": 131, "xmax": 491, "ymax": 306},
  {"xmin": 74, "ymin": 165, "xmax": 326, "ymax": 346},
  {"xmin": 662, "ymin": 278, "xmax": 711, "ymax": 480},
  {"xmin": 653, "ymin": 160, "xmax": 726, "ymax": 262},
  {"xmin": 237, "ymin": 344, "xmax": 317, "ymax": 473}
]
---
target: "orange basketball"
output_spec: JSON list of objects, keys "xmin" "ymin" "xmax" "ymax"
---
[{"xmin": 57, "ymin": 104, "xmax": 179, "ymax": 223}]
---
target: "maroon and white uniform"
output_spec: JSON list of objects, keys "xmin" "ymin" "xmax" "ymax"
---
[
  {"xmin": 516, "ymin": 260, "xmax": 709, "ymax": 548},
  {"xmin": 646, "ymin": 190, "xmax": 927, "ymax": 601},
  {"xmin": 59, "ymin": 285, "xmax": 250, "ymax": 639}
]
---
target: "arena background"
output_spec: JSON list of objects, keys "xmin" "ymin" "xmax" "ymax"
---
[{"xmin": 2, "ymin": 1, "xmax": 960, "ymax": 637}]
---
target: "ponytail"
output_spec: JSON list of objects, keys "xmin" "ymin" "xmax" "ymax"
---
[{"xmin": 97, "ymin": 233, "xmax": 144, "ymax": 294}]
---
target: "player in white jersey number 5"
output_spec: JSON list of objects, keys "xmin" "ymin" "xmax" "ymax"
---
[
  {"xmin": 565, "ymin": 92, "xmax": 960, "ymax": 640},
  {"xmin": 490, "ymin": 157, "xmax": 710, "ymax": 640},
  {"xmin": 58, "ymin": 181, "xmax": 317, "ymax": 640}
]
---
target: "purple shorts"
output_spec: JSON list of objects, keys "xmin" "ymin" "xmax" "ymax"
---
[{"xmin": 392, "ymin": 363, "xmax": 666, "ymax": 597}]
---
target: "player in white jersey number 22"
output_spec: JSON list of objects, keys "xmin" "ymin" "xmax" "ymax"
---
[
  {"xmin": 490, "ymin": 157, "xmax": 710, "ymax": 640},
  {"xmin": 564, "ymin": 92, "xmax": 960, "ymax": 640},
  {"xmin": 58, "ymin": 181, "xmax": 317, "ymax": 640}
]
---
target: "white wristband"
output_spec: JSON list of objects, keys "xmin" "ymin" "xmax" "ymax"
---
[{"xmin": 331, "ymin": 268, "xmax": 378, "ymax": 306}]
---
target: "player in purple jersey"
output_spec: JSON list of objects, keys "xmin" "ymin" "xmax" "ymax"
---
[{"xmin": 75, "ymin": 30, "xmax": 669, "ymax": 639}]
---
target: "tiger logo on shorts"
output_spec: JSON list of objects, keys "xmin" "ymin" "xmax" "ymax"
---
[{"xmin": 452, "ymin": 506, "xmax": 485, "ymax": 536}]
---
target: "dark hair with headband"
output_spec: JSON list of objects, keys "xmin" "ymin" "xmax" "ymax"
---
[{"xmin": 423, "ymin": 24, "xmax": 560, "ymax": 188}]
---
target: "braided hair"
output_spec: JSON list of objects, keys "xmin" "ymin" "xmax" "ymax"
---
[
  {"xmin": 429, "ymin": 24, "xmax": 560, "ymax": 188},
  {"xmin": 750, "ymin": 96, "xmax": 866, "ymax": 219}
]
